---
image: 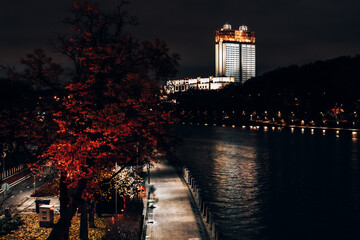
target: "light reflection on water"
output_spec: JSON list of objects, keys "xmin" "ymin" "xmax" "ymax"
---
[{"xmin": 175, "ymin": 125, "xmax": 360, "ymax": 240}]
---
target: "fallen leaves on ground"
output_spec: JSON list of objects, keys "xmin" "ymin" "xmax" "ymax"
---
[{"xmin": 2, "ymin": 214, "xmax": 108, "ymax": 240}]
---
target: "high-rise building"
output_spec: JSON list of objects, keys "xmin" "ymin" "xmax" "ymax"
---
[{"xmin": 215, "ymin": 23, "xmax": 256, "ymax": 83}]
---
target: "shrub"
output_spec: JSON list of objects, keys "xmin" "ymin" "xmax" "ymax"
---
[{"xmin": 0, "ymin": 216, "xmax": 24, "ymax": 236}]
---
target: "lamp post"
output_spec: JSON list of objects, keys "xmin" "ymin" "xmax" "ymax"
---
[
  {"xmin": 1, "ymin": 151, "xmax": 6, "ymax": 181},
  {"xmin": 114, "ymin": 162, "xmax": 119, "ymax": 240},
  {"xmin": 115, "ymin": 162, "xmax": 118, "ymax": 216},
  {"xmin": 147, "ymin": 162, "xmax": 151, "ymax": 184}
]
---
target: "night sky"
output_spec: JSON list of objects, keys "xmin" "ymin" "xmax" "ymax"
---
[{"xmin": 1, "ymin": 0, "xmax": 360, "ymax": 78}]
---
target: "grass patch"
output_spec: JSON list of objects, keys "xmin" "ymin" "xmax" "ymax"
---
[{"xmin": 31, "ymin": 181, "xmax": 59, "ymax": 197}]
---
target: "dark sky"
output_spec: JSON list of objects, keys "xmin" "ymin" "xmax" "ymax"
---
[{"xmin": 1, "ymin": 0, "xmax": 360, "ymax": 78}]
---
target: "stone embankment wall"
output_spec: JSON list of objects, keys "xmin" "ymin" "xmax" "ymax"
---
[{"xmin": 182, "ymin": 167, "xmax": 222, "ymax": 240}]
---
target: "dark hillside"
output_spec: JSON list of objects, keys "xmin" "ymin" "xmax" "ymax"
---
[{"xmin": 174, "ymin": 55, "xmax": 360, "ymax": 127}]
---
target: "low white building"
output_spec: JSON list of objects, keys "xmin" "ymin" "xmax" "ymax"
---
[{"xmin": 165, "ymin": 76, "xmax": 234, "ymax": 94}]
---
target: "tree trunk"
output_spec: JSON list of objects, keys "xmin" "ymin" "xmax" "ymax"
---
[
  {"xmin": 47, "ymin": 172, "xmax": 72, "ymax": 240},
  {"xmin": 47, "ymin": 177, "xmax": 87, "ymax": 240},
  {"xmin": 88, "ymin": 202, "xmax": 96, "ymax": 228},
  {"xmin": 80, "ymin": 201, "xmax": 89, "ymax": 240},
  {"xmin": 47, "ymin": 205, "xmax": 77, "ymax": 240},
  {"xmin": 59, "ymin": 172, "xmax": 69, "ymax": 217}
]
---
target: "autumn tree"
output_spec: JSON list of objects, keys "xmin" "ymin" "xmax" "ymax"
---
[{"xmin": 32, "ymin": 1, "xmax": 179, "ymax": 239}]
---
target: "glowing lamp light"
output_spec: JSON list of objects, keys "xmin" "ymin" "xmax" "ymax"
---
[
  {"xmin": 272, "ymin": 127, "xmax": 275, "ymax": 131},
  {"xmin": 301, "ymin": 128, "xmax": 304, "ymax": 133},
  {"xmin": 232, "ymin": 125, "xmax": 236, "ymax": 128},
  {"xmin": 204, "ymin": 123, "xmax": 208, "ymax": 126},
  {"xmin": 242, "ymin": 125, "xmax": 246, "ymax": 129},
  {"xmin": 291, "ymin": 127, "xmax": 294, "ymax": 133},
  {"xmin": 222, "ymin": 124, "xmax": 226, "ymax": 127},
  {"xmin": 336, "ymin": 130, "xmax": 339, "ymax": 134},
  {"xmin": 352, "ymin": 132, "xmax": 357, "ymax": 135},
  {"xmin": 213, "ymin": 124, "xmax": 217, "ymax": 126}
]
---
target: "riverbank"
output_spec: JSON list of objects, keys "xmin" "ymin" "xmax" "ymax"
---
[{"xmin": 182, "ymin": 120, "xmax": 360, "ymax": 136}]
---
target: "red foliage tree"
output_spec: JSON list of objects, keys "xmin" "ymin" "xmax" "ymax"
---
[{"xmin": 35, "ymin": 1, "xmax": 179, "ymax": 239}]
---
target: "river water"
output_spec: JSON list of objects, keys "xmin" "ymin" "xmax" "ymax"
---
[{"xmin": 174, "ymin": 125, "xmax": 360, "ymax": 240}]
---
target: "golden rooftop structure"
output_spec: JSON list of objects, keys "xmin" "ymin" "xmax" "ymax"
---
[{"xmin": 215, "ymin": 24, "xmax": 255, "ymax": 44}]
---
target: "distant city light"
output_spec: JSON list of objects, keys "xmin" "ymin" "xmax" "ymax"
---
[{"xmin": 165, "ymin": 76, "xmax": 235, "ymax": 93}]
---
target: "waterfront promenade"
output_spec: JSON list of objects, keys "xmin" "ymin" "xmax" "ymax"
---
[{"xmin": 144, "ymin": 160, "xmax": 208, "ymax": 240}]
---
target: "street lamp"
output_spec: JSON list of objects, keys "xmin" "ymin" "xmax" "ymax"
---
[
  {"xmin": 115, "ymin": 162, "xmax": 118, "ymax": 216},
  {"xmin": 1, "ymin": 151, "xmax": 6, "ymax": 181}
]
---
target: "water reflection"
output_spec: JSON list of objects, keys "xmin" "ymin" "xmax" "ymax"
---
[
  {"xmin": 175, "ymin": 125, "xmax": 360, "ymax": 240},
  {"xmin": 213, "ymin": 142, "xmax": 259, "ymax": 203}
]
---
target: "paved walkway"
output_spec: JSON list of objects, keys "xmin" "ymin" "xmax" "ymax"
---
[
  {"xmin": 145, "ymin": 160, "xmax": 208, "ymax": 240},
  {"xmin": 1, "ymin": 173, "xmax": 59, "ymax": 215}
]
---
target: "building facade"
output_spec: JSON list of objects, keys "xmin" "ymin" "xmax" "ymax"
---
[
  {"xmin": 165, "ymin": 76, "xmax": 234, "ymax": 94},
  {"xmin": 215, "ymin": 24, "xmax": 256, "ymax": 83}
]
